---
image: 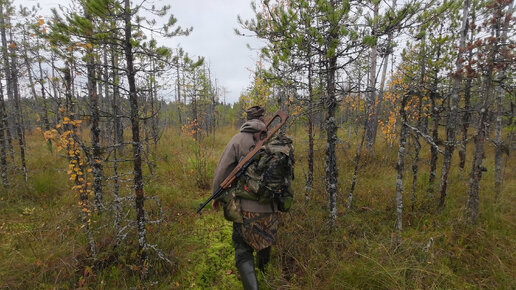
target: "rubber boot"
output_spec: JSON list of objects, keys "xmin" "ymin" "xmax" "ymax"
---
[
  {"xmin": 237, "ymin": 259, "xmax": 258, "ymax": 290},
  {"xmin": 257, "ymin": 247, "xmax": 271, "ymax": 273}
]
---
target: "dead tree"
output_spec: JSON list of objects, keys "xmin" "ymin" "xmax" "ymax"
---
[{"xmin": 123, "ymin": 0, "xmax": 148, "ymax": 270}]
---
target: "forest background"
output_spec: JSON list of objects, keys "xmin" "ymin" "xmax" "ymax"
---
[{"xmin": 0, "ymin": 0, "xmax": 514, "ymax": 288}]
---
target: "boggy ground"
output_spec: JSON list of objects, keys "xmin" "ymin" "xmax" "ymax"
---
[{"xmin": 0, "ymin": 126, "xmax": 514, "ymax": 289}]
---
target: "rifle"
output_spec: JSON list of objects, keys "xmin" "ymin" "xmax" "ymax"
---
[{"xmin": 196, "ymin": 110, "xmax": 289, "ymax": 214}]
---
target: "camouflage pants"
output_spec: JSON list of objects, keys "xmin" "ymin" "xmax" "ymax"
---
[{"xmin": 232, "ymin": 211, "xmax": 279, "ymax": 269}]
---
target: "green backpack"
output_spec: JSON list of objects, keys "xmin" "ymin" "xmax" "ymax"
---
[{"xmin": 237, "ymin": 135, "xmax": 295, "ymax": 212}]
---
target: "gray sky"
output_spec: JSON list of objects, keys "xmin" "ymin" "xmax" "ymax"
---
[
  {"xmin": 165, "ymin": 0, "xmax": 263, "ymax": 104},
  {"xmin": 18, "ymin": 0, "xmax": 263, "ymax": 104}
]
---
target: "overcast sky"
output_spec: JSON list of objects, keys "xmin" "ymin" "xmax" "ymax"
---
[
  {"xmin": 164, "ymin": 0, "xmax": 264, "ymax": 104},
  {"xmin": 18, "ymin": 0, "xmax": 264, "ymax": 104}
]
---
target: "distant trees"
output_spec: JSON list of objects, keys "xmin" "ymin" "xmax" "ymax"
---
[{"xmin": 1, "ymin": 0, "xmax": 27, "ymax": 181}]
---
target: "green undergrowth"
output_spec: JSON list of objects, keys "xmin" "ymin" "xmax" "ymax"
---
[{"xmin": 0, "ymin": 126, "xmax": 514, "ymax": 289}]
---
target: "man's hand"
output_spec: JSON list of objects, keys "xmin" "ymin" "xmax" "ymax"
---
[{"xmin": 211, "ymin": 199, "xmax": 221, "ymax": 211}]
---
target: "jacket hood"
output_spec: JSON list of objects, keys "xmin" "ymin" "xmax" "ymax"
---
[{"xmin": 240, "ymin": 118, "xmax": 266, "ymax": 133}]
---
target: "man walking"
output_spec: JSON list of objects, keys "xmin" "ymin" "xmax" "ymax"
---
[{"xmin": 211, "ymin": 106, "xmax": 283, "ymax": 290}]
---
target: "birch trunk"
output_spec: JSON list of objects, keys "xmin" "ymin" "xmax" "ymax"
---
[
  {"xmin": 305, "ymin": 51, "xmax": 314, "ymax": 202},
  {"xmin": 21, "ymin": 32, "xmax": 38, "ymax": 103},
  {"xmin": 395, "ymin": 94, "xmax": 409, "ymax": 236},
  {"xmin": 411, "ymin": 97, "xmax": 424, "ymax": 211},
  {"xmin": 428, "ymin": 93, "xmax": 440, "ymax": 194},
  {"xmin": 459, "ymin": 11, "xmax": 476, "ymax": 170},
  {"xmin": 36, "ymin": 47, "xmax": 52, "ymax": 151},
  {"xmin": 176, "ymin": 64, "xmax": 183, "ymax": 126},
  {"xmin": 411, "ymin": 29, "xmax": 427, "ymax": 210},
  {"xmin": 365, "ymin": 1, "xmax": 379, "ymax": 152},
  {"xmin": 112, "ymin": 136, "xmax": 122, "ymax": 244},
  {"xmin": 375, "ymin": 24, "xmax": 394, "ymax": 138},
  {"xmin": 0, "ymin": 81, "xmax": 8, "ymax": 186},
  {"xmin": 493, "ymin": 1, "xmax": 513, "ymax": 196},
  {"xmin": 0, "ymin": 74, "xmax": 12, "ymax": 161},
  {"xmin": 347, "ymin": 119, "xmax": 366, "ymax": 209},
  {"xmin": 50, "ymin": 51, "xmax": 61, "ymax": 124}
]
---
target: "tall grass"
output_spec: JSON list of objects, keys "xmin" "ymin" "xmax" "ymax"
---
[{"xmin": 0, "ymin": 125, "xmax": 514, "ymax": 289}]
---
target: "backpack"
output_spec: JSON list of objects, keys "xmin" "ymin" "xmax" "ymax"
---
[{"xmin": 237, "ymin": 135, "xmax": 295, "ymax": 212}]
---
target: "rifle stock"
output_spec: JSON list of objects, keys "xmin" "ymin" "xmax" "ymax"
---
[{"xmin": 196, "ymin": 110, "xmax": 289, "ymax": 214}]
